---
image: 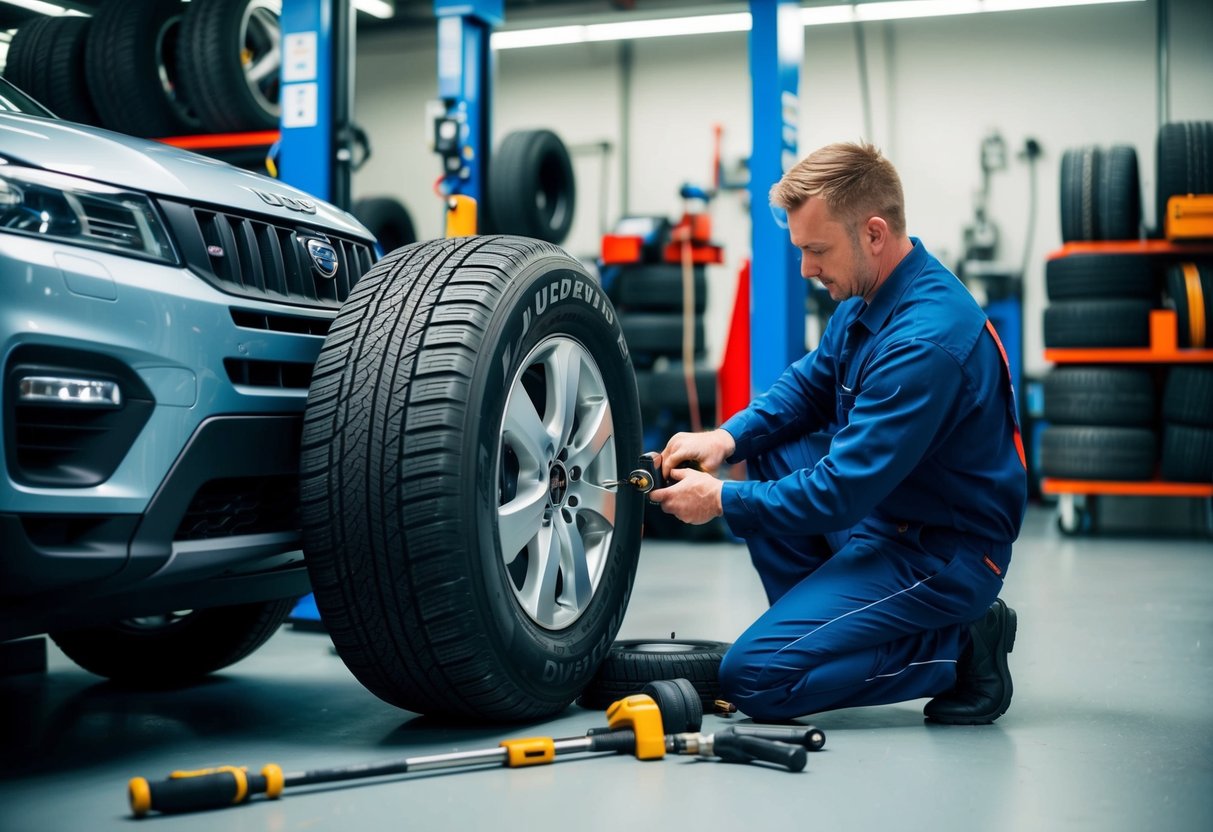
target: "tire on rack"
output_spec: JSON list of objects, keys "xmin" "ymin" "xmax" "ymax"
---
[
  {"xmin": 178, "ymin": 0, "xmax": 282, "ymax": 133},
  {"xmin": 6, "ymin": 17, "xmax": 100, "ymax": 126},
  {"xmin": 351, "ymin": 197, "xmax": 417, "ymax": 255},
  {"xmin": 1160, "ymin": 424, "xmax": 1213, "ymax": 483},
  {"xmin": 1060, "ymin": 146, "xmax": 1100, "ymax": 243},
  {"xmin": 1162, "ymin": 366, "xmax": 1213, "ymax": 427},
  {"xmin": 487, "ymin": 130, "xmax": 576, "ymax": 245},
  {"xmin": 48, "ymin": 599, "xmax": 294, "ymax": 685},
  {"xmin": 576, "ymin": 639, "xmax": 730, "ymax": 711},
  {"xmin": 1156, "ymin": 122, "xmax": 1213, "ymax": 234},
  {"xmin": 1096, "ymin": 144, "xmax": 1141, "ymax": 241},
  {"xmin": 1039, "ymin": 425, "xmax": 1157, "ymax": 481},
  {"xmin": 1045, "ymin": 254, "xmax": 1154, "ymax": 302},
  {"xmin": 84, "ymin": 0, "xmax": 202, "ymax": 138},
  {"xmin": 618, "ymin": 312, "xmax": 705, "ymax": 363},
  {"xmin": 1166, "ymin": 262, "xmax": 1211, "ymax": 349},
  {"xmin": 300, "ymin": 235, "xmax": 643, "ymax": 721},
  {"xmin": 1043, "ymin": 299, "xmax": 1152, "ymax": 348},
  {"xmin": 1042, "ymin": 366, "xmax": 1156, "ymax": 426},
  {"xmin": 608, "ymin": 264, "xmax": 708, "ymax": 314}
]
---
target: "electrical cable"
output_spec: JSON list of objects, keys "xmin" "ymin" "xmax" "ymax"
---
[{"xmin": 1020, "ymin": 147, "xmax": 1039, "ymax": 283}]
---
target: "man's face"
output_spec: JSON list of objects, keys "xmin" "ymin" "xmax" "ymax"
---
[{"xmin": 786, "ymin": 198, "xmax": 878, "ymax": 302}]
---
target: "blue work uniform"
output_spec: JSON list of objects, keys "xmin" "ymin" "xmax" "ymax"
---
[{"xmin": 717, "ymin": 238, "xmax": 1027, "ymax": 720}]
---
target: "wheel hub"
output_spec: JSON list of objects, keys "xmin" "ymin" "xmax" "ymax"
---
[{"xmin": 548, "ymin": 461, "xmax": 569, "ymax": 506}]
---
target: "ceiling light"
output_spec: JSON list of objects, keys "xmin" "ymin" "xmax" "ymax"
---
[
  {"xmin": 0, "ymin": 0, "xmax": 88, "ymax": 16},
  {"xmin": 354, "ymin": 0, "xmax": 394, "ymax": 19}
]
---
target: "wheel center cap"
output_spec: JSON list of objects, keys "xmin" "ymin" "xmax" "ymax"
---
[{"xmin": 548, "ymin": 462, "xmax": 569, "ymax": 506}]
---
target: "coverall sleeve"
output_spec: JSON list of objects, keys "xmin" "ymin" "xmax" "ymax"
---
[
  {"xmin": 719, "ymin": 314, "xmax": 841, "ymax": 462},
  {"xmin": 720, "ymin": 338, "xmax": 965, "ymax": 537}
]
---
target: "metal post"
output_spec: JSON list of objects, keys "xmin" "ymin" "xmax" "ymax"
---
[
  {"xmin": 1156, "ymin": 0, "xmax": 1170, "ymax": 131},
  {"xmin": 279, "ymin": 0, "xmax": 340, "ymax": 202},
  {"xmin": 748, "ymin": 0, "xmax": 804, "ymax": 392}
]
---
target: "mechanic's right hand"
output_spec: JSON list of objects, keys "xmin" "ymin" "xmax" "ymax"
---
[{"xmin": 659, "ymin": 429, "xmax": 736, "ymax": 479}]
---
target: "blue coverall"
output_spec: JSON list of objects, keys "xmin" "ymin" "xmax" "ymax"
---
[{"xmin": 717, "ymin": 239, "xmax": 1028, "ymax": 720}]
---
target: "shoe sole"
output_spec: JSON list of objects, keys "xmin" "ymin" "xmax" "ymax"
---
[{"xmin": 926, "ymin": 602, "xmax": 1017, "ymax": 726}]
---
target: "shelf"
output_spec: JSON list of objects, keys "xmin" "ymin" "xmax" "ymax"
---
[
  {"xmin": 1047, "ymin": 240, "xmax": 1213, "ymax": 259},
  {"xmin": 1044, "ymin": 310, "xmax": 1213, "ymax": 364},
  {"xmin": 157, "ymin": 131, "xmax": 280, "ymax": 151},
  {"xmin": 1043, "ymin": 478, "xmax": 1213, "ymax": 498}
]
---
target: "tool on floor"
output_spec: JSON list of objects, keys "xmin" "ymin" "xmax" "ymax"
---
[
  {"xmin": 667, "ymin": 728, "xmax": 807, "ymax": 772},
  {"xmin": 728, "ymin": 724, "xmax": 826, "ymax": 752}
]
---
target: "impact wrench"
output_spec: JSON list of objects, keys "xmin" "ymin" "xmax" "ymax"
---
[
  {"xmin": 602, "ymin": 452, "xmax": 706, "ymax": 495},
  {"xmin": 127, "ymin": 691, "xmax": 806, "ymax": 817}
]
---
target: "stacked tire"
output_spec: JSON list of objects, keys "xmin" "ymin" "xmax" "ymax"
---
[
  {"xmin": 1059, "ymin": 145, "xmax": 1141, "ymax": 243},
  {"xmin": 1156, "ymin": 122, "xmax": 1213, "ymax": 237},
  {"xmin": 1160, "ymin": 367, "xmax": 1213, "ymax": 483}
]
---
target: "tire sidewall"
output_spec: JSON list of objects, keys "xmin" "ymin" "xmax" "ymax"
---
[{"xmin": 467, "ymin": 246, "xmax": 642, "ymax": 701}]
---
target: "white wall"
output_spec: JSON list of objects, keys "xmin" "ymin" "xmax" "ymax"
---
[{"xmin": 353, "ymin": 0, "xmax": 1213, "ymax": 374}]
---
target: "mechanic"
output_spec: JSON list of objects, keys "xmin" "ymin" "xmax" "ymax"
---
[{"xmin": 649, "ymin": 141, "xmax": 1028, "ymax": 724}]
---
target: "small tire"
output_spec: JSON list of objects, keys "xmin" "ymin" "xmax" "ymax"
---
[
  {"xmin": 1040, "ymin": 425, "xmax": 1156, "ymax": 481},
  {"xmin": 1096, "ymin": 144, "xmax": 1141, "ymax": 241},
  {"xmin": 487, "ymin": 130, "xmax": 576, "ymax": 245},
  {"xmin": 1166, "ymin": 262, "xmax": 1212, "ymax": 349},
  {"xmin": 1043, "ymin": 300, "xmax": 1152, "ymax": 348},
  {"xmin": 577, "ymin": 639, "xmax": 730, "ymax": 710},
  {"xmin": 84, "ymin": 0, "xmax": 202, "ymax": 138},
  {"xmin": 301, "ymin": 235, "xmax": 643, "ymax": 721},
  {"xmin": 608, "ymin": 264, "xmax": 708, "ymax": 314},
  {"xmin": 1160, "ymin": 424, "xmax": 1213, "ymax": 483},
  {"xmin": 49, "ymin": 599, "xmax": 294, "ymax": 685},
  {"xmin": 351, "ymin": 197, "xmax": 417, "ymax": 254},
  {"xmin": 1042, "ymin": 367, "xmax": 1156, "ymax": 427},
  {"xmin": 618, "ymin": 312, "xmax": 705, "ymax": 363},
  {"xmin": 1045, "ymin": 254, "xmax": 1154, "ymax": 302},
  {"xmin": 1060, "ymin": 146, "xmax": 1100, "ymax": 242},
  {"xmin": 1162, "ymin": 366, "xmax": 1213, "ymax": 427}
]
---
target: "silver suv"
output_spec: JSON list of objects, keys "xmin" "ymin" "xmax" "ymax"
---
[{"xmin": 0, "ymin": 77, "xmax": 376, "ymax": 682}]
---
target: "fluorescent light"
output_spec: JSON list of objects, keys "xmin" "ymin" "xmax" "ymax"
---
[
  {"xmin": 585, "ymin": 12, "xmax": 750, "ymax": 42},
  {"xmin": 354, "ymin": 0, "xmax": 394, "ymax": 20},
  {"xmin": 804, "ymin": 0, "xmax": 1144, "ymax": 26},
  {"xmin": 855, "ymin": 1, "xmax": 982, "ymax": 21},
  {"xmin": 493, "ymin": 25, "xmax": 585, "ymax": 50},
  {"xmin": 0, "ymin": 0, "xmax": 88, "ymax": 15}
]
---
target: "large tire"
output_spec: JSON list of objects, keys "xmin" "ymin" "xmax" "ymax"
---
[
  {"xmin": 178, "ymin": 0, "xmax": 282, "ymax": 133},
  {"xmin": 488, "ymin": 130, "xmax": 576, "ymax": 245},
  {"xmin": 351, "ymin": 197, "xmax": 417, "ymax": 254},
  {"xmin": 49, "ymin": 599, "xmax": 294, "ymax": 684},
  {"xmin": 84, "ymin": 0, "xmax": 202, "ymax": 138},
  {"xmin": 1043, "ymin": 300, "xmax": 1152, "ymax": 348},
  {"xmin": 1096, "ymin": 144, "xmax": 1141, "ymax": 241},
  {"xmin": 300, "ymin": 235, "xmax": 643, "ymax": 721},
  {"xmin": 1160, "ymin": 424, "xmax": 1213, "ymax": 483},
  {"xmin": 1157, "ymin": 122, "xmax": 1213, "ymax": 233},
  {"xmin": 1045, "ymin": 254, "xmax": 1154, "ymax": 302},
  {"xmin": 577, "ymin": 639, "xmax": 729, "ymax": 710},
  {"xmin": 1042, "ymin": 367, "xmax": 1155, "ymax": 427},
  {"xmin": 1040, "ymin": 425, "xmax": 1156, "ymax": 481},
  {"xmin": 6, "ymin": 18, "xmax": 100, "ymax": 126},
  {"xmin": 1166, "ymin": 262, "xmax": 1212, "ymax": 349},
  {"xmin": 1163, "ymin": 366, "xmax": 1213, "ymax": 427}
]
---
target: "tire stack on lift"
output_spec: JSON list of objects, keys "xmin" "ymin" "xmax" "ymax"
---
[{"xmin": 1041, "ymin": 125, "xmax": 1213, "ymax": 499}]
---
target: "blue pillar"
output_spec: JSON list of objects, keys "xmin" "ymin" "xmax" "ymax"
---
[
  {"xmin": 434, "ymin": 0, "xmax": 503, "ymax": 214},
  {"xmin": 278, "ymin": 0, "xmax": 338, "ymax": 202},
  {"xmin": 749, "ymin": 0, "xmax": 804, "ymax": 392}
]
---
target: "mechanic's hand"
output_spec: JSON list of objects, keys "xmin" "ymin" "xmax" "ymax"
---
[
  {"xmin": 659, "ymin": 429, "xmax": 736, "ymax": 479},
  {"xmin": 648, "ymin": 468, "xmax": 724, "ymax": 525}
]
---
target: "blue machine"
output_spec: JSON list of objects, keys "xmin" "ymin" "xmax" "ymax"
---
[{"xmin": 748, "ymin": 0, "xmax": 805, "ymax": 393}]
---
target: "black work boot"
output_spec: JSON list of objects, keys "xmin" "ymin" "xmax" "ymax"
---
[{"xmin": 924, "ymin": 598, "xmax": 1017, "ymax": 725}]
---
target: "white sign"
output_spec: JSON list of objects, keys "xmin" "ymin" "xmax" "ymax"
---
[
  {"xmin": 284, "ymin": 32, "xmax": 318, "ymax": 82},
  {"xmin": 282, "ymin": 84, "xmax": 318, "ymax": 128}
]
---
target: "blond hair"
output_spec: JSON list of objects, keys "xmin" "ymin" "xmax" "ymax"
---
[{"xmin": 769, "ymin": 142, "xmax": 906, "ymax": 236}]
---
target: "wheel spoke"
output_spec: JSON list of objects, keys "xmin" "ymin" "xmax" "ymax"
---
[
  {"xmin": 544, "ymin": 341, "xmax": 581, "ymax": 449},
  {"xmin": 247, "ymin": 47, "xmax": 280, "ymax": 84},
  {"xmin": 559, "ymin": 513, "xmax": 594, "ymax": 611},
  {"xmin": 565, "ymin": 396, "xmax": 613, "ymax": 472},
  {"xmin": 570, "ymin": 481, "xmax": 616, "ymax": 526},
  {"xmin": 520, "ymin": 522, "xmax": 562, "ymax": 626},
  {"xmin": 498, "ymin": 483, "xmax": 548, "ymax": 561},
  {"xmin": 504, "ymin": 386, "xmax": 550, "ymax": 467}
]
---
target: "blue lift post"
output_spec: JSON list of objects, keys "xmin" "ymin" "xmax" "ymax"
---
[
  {"xmin": 748, "ymin": 0, "xmax": 805, "ymax": 393},
  {"xmin": 434, "ymin": 0, "xmax": 504, "ymax": 222}
]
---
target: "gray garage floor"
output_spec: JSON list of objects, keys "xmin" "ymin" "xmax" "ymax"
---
[{"xmin": 2, "ymin": 504, "xmax": 1211, "ymax": 832}]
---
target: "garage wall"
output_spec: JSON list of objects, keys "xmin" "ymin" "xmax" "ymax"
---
[{"xmin": 353, "ymin": 0, "xmax": 1213, "ymax": 373}]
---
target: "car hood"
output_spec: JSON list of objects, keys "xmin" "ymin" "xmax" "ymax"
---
[{"xmin": 0, "ymin": 112, "xmax": 371, "ymax": 240}]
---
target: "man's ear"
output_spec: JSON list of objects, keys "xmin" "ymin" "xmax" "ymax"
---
[{"xmin": 865, "ymin": 216, "xmax": 890, "ymax": 253}]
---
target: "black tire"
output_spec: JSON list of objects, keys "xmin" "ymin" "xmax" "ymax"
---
[
  {"xmin": 48, "ymin": 599, "xmax": 294, "ymax": 684},
  {"xmin": 1043, "ymin": 300, "xmax": 1152, "ymax": 348},
  {"xmin": 1160, "ymin": 424, "xmax": 1213, "ymax": 483},
  {"xmin": 300, "ymin": 235, "xmax": 643, "ymax": 721},
  {"xmin": 1166, "ymin": 262, "xmax": 1212, "ymax": 349},
  {"xmin": 5, "ymin": 17, "xmax": 58, "ymax": 111},
  {"xmin": 351, "ymin": 197, "xmax": 417, "ymax": 254},
  {"xmin": 84, "ymin": 0, "xmax": 201, "ymax": 138},
  {"xmin": 608, "ymin": 264, "xmax": 708, "ymax": 314},
  {"xmin": 1045, "ymin": 254, "xmax": 1154, "ymax": 302},
  {"xmin": 1157, "ymin": 122, "xmax": 1213, "ymax": 233},
  {"xmin": 635, "ymin": 362, "xmax": 717, "ymax": 426},
  {"xmin": 178, "ymin": 0, "xmax": 281, "ymax": 133},
  {"xmin": 1162, "ymin": 366, "xmax": 1213, "ymax": 427},
  {"xmin": 577, "ymin": 639, "xmax": 730, "ymax": 710},
  {"xmin": 1096, "ymin": 144, "xmax": 1141, "ymax": 241},
  {"xmin": 488, "ymin": 130, "xmax": 576, "ymax": 245},
  {"xmin": 1042, "ymin": 367, "xmax": 1156, "ymax": 427},
  {"xmin": 1060, "ymin": 146, "xmax": 1100, "ymax": 242},
  {"xmin": 618, "ymin": 312, "xmax": 705, "ymax": 360},
  {"xmin": 1040, "ymin": 425, "xmax": 1156, "ymax": 481}
]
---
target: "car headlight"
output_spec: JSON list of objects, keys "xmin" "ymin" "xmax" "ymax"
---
[{"xmin": 0, "ymin": 164, "xmax": 175, "ymax": 264}]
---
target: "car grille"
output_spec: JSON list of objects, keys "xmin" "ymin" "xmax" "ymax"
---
[
  {"xmin": 175, "ymin": 475, "xmax": 300, "ymax": 541},
  {"xmin": 160, "ymin": 201, "xmax": 375, "ymax": 309}
]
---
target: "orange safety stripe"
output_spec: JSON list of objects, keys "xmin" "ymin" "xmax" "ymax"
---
[
  {"xmin": 1182, "ymin": 262, "xmax": 1206, "ymax": 348},
  {"xmin": 984, "ymin": 320, "xmax": 1027, "ymax": 469}
]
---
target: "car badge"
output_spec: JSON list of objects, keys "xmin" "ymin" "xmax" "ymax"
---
[
  {"xmin": 305, "ymin": 238, "xmax": 339, "ymax": 279},
  {"xmin": 206, "ymin": 245, "xmax": 225, "ymax": 257}
]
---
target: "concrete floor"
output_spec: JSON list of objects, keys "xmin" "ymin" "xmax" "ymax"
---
[{"xmin": 2, "ymin": 504, "xmax": 1211, "ymax": 831}]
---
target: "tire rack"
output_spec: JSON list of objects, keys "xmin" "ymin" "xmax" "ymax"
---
[{"xmin": 1042, "ymin": 240, "xmax": 1213, "ymax": 534}]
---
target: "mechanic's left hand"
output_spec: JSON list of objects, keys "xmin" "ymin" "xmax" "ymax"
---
[{"xmin": 648, "ymin": 467, "xmax": 723, "ymax": 525}]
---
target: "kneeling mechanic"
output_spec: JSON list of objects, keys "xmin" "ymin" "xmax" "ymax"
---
[{"xmin": 650, "ymin": 142, "xmax": 1028, "ymax": 725}]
